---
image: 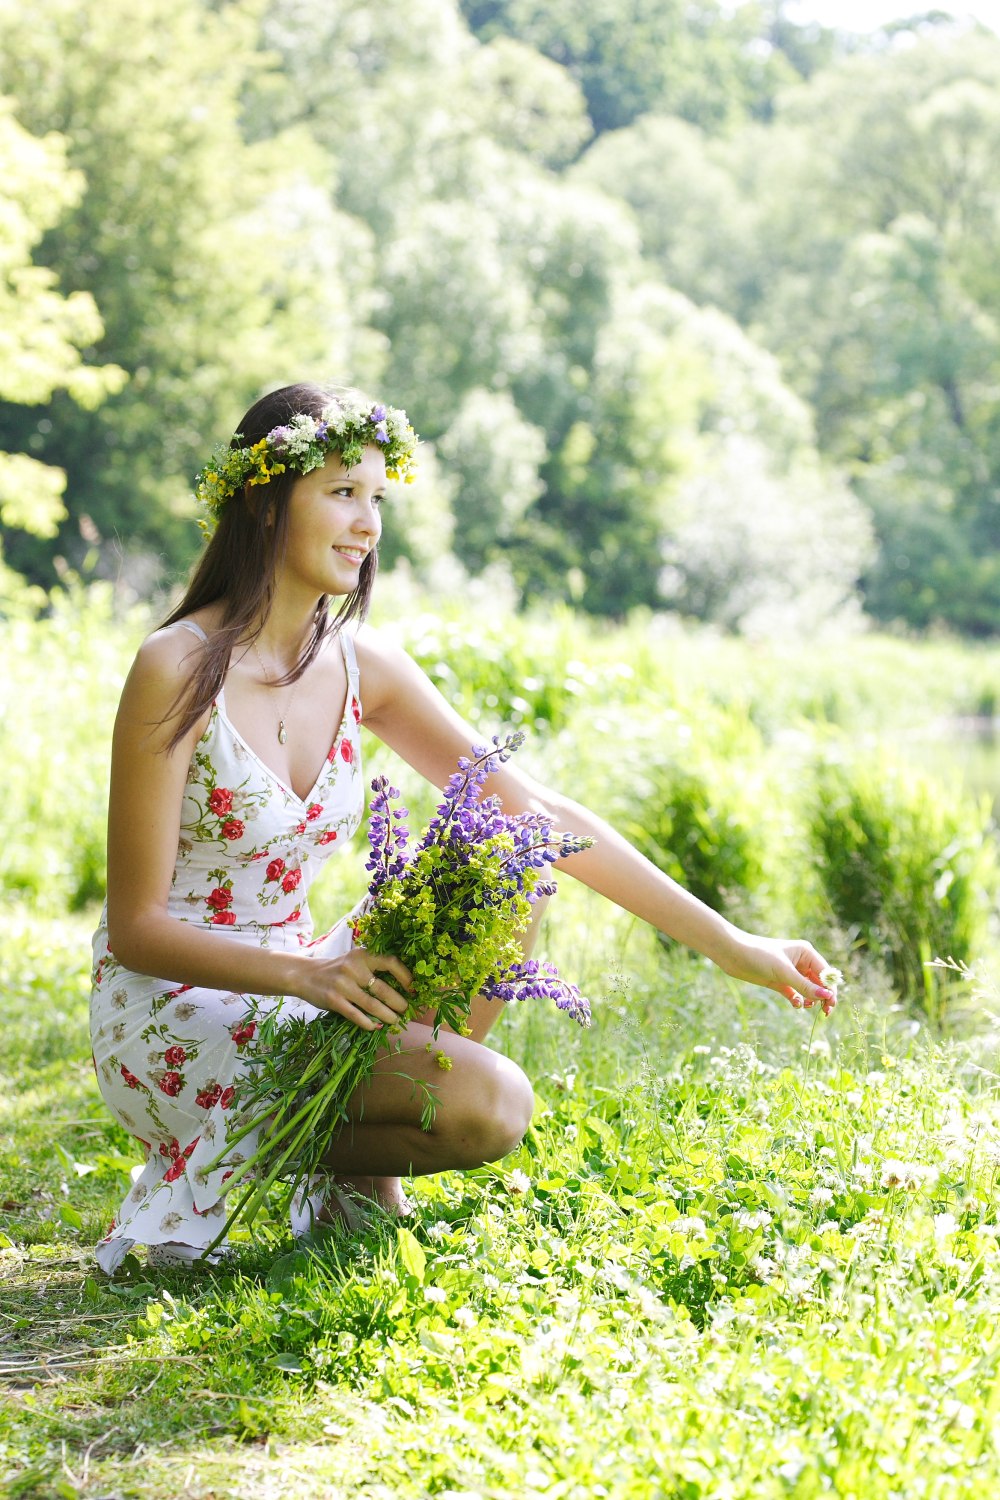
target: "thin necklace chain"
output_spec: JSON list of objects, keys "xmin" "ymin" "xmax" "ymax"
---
[{"xmin": 251, "ymin": 639, "xmax": 301, "ymax": 745}]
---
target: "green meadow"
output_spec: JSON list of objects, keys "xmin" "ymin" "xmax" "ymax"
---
[{"xmin": 5, "ymin": 592, "xmax": 1000, "ymax": 1498}]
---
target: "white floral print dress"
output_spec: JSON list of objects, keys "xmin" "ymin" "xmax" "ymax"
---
[{"xmin": 89, "ymin": 622, "xmax": 366, "ymax": 1272}]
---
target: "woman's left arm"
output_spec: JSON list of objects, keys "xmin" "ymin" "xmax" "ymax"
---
[{"xmin": 357, "ymin": 628, "xmax": 836, "ymax": 1014}]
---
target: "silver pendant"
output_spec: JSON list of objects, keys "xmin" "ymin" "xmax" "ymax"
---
[{"xmin": 278, "ymin": 720, "xmax": 287, "ymax": 745}]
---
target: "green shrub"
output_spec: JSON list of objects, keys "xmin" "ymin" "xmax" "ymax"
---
[
  {"xmin": 626, "ymin": 762, "xmax": 768, "ymax": 920},
  {"xmin": 809, "ymin": 751, "xmax": 998, "ymax": 1009},
  {"xmin": 611, "ymin": 704, "xmax": 795, "ymax": 926}
]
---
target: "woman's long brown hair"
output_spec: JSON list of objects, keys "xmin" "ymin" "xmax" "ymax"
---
[{"xmin": 160, "ymin": 382, "xmax": 380, "ymax": 750}]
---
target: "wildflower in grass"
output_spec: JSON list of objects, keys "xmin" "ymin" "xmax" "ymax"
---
[
  {"xmin": 671, "ymin": 1215, "xmax": 709, "ymax": 1238},
  {"xmin": 508, "ymin": 1168, "xmax": 532, "ymax": 1195},
  {"xmin": 734, "ymin": 1208, "xmax": 772, "ymax": 1232},
  {"xmin": 880, "ymin": 1160, "xmax": 937, "ymax": 1191}
]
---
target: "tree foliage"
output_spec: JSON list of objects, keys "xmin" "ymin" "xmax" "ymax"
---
[
  {"xmin": 0, "ymin": 94, "xmax": 124, "ymax": 600},
  {"xmin": 1, "ymin": 0, "xmax": 998, "ymax": 632}
]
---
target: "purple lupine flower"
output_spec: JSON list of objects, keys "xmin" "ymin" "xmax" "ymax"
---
[
  {"xmin": 365, "ymin": 776, "xmax": 410, "ymax": 896},
  {"xmin": 482, "ymin": 958, "xmax": 591, "ymax": 1025}
]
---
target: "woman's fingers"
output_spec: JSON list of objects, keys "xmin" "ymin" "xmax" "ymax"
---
[
  {"xmin": 306, "ymin": 950, "xmax": 414, "ymax": 1028},
  {"xmin": 780, "ymin": 945, "xmax": 839, "ymax": 1014},
  {"xmin": 354, "ymin": 973, "xmax": 409, "ymax": 1024},
  {"xmin": 747, "ymin": 940, "xmax": 838, "ymax": 1015},
  {"xmin": 369, "ymin": 954, "xmax": 415, "ymax": 996}
]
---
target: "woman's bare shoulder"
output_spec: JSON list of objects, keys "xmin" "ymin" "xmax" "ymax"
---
[
  {"xmin": 117, "ymin": 621, "xmax": 214, "ymax": 752},
  {"xmin": 131, "ymin": 621, "xmax": 208, "ymax": 684},
  {"xmin": 353, "ymin": 622, "xmax": 421, "ymax": 691}
]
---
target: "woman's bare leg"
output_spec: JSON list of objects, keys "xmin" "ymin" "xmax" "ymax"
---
[{"xmin": 323, "ymin": 1022, "xmax": 533, "ymax": 1176}]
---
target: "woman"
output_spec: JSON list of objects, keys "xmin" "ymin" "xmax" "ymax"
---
[{"xmin": 90, "ymin": 381, "xmax": 836, "ymax": 1272}]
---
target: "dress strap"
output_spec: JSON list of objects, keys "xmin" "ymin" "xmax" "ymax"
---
[
  {"xmin": 172, "ymin": 619, "xmax": 209, "ymax": 642},
  {"xmin": 340, "ymin": 629, "xmax": 361, "ymax": 711}
]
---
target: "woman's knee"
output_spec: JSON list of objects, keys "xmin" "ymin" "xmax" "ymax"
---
[{"xmin": 439, "ymin": 1055, "xmax": 534, "ymax": 1167}]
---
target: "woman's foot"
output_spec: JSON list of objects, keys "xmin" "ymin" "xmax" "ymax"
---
[
  {"xmin": 336, "ymin": 1173, "xmax": 414, "ymax": 1216},
  {"xmin": 291, "ymin": 1175, "xmax": 413, "ymax": 1239}
]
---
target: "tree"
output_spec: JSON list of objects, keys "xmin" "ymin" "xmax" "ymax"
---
[
  {"xmin": 459, "ymin": 0, "xmax": 800, "ymax": 134},
  {"xmin": 571, "ymin": 114, "xmax": 758, "ymax": 316},
  {"xmin": 661, "ymin": 437, "xmax": 874, "ymax": 636},
  {"xmin": 0, "ymin": 96, "xmax": 123, "ymax": 593},
  {"xmin": 0, "ymin": 0, "xmax": 373, "ymax": 587},
  {"xmin": 437, "ymin": 389, "xmax": 546, "ymax": 574},
  {"xmin": 748, "ymin": 37, "xmax": 1000, "ymax": 628}
]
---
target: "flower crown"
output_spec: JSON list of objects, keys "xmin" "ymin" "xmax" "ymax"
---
[{"xmin": 194, "ymin": 394, "xmax": 418, "ymax": 533}]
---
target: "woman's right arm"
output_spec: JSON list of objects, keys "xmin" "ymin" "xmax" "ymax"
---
[{"xmin": 105, "ymin": 630, "xmax": 409, "ymax": 1030}]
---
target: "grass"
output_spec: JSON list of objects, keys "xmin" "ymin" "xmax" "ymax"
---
[
  {"xmin": 5, "ymin": 893, "xmax": 1000, "ymax": 1498},
  {"xmin": 6, "ymin": 594, "xmax": 1000, "ymax": 1495}
]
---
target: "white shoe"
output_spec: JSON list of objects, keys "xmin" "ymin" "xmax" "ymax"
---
[{"xmin": 146, "ymin": 1239, "xmax": 229, "ymax": 1269}]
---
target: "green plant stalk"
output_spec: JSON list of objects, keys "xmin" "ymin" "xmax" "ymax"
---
[{"xmin": 206, "ymin": 997, "xmax": 435, "ymax": 1248}]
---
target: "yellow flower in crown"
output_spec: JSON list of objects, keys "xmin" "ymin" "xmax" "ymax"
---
[{"xmin": 194, "ymin": 397, "xmax": 419, "ymax": 532}]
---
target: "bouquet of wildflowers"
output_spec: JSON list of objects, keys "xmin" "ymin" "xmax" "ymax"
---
[{"xmin": 214, "ymin": 733, "xmax": 592, "ymax": 1235}]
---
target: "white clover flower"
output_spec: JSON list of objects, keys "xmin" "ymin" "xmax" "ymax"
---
[
  {"xmin": 734, "ymin": 1209, "xmax": 772, "ymax": 1232},
  {"xmin": 934, "ymin": 1211, "xmax": 960, "ymax": 1240},
  {"xmin": 809, "ymin": 1186, "xmax": 835, "ymax": 1209},
  {"xmin": 880, "ymin": 1160, "xmax": 937, "ymax": 1191},
  {"xmin": 819, "ymin": 966, "xmax": 844, "ymax": 989},
  {"xmin": 508, "ymin": 1168, "xmax": 532, "ymax": 1195},
  {"xmin": 452, "ymin": 1306, "xmax": 477, "ymax": 1329},
  {"xmin": 692, "ymin": 1045, "xmax": 711, "ymax": 1056},
  {"xmin": 942, "ymin": 1399, "xmax": 975, "ymax": 1430},
  {"xmin": 424, "ymin": 1286, "xmax": 448, "ymax": 1304},
  {"xmin": 672, "ymin": 1215, "xmax": 708, "ymax": 1238},
  {"xmin": 751, "ymin": 1254, "xmax": 778, "ymax": 1281}
]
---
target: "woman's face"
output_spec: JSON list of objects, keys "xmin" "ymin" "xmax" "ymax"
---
[{"xmin": 275, "ymin": 446, "xmax": 386, "ymax": 600}]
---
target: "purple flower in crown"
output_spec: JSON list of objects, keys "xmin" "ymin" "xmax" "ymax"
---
[
  {"xmin": 370, "ymin": 404, "xmax": 387, "ymax": 423},
  {"xmin": 315, "ymin": 421, "xmax": 329, "ymax": 441},
  {"xmin": 267, "ymin": 424, "xmax": 293, "ymax": 449},
  {"xmin": 374, "ymin": 423, "xmax": 390, "ymax": 445}
]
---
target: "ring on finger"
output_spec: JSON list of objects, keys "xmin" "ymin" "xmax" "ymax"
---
[{"xmin": 366, "ymin": 976, "xmax": 378, "ymax": 994}]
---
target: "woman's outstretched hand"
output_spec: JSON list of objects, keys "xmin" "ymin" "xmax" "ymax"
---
[
  {"xmin": 296, "ymin": 949, "xmax": 414, "ymax": 1031},
  {"xmin": 720, "ymin": 932, "xmax": 839, "ymax": 1016}
]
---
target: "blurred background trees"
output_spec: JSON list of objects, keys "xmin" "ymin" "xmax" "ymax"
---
[{"xmin": 1, "ymin": 0, "xmax": 998, "ymax": 635}]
